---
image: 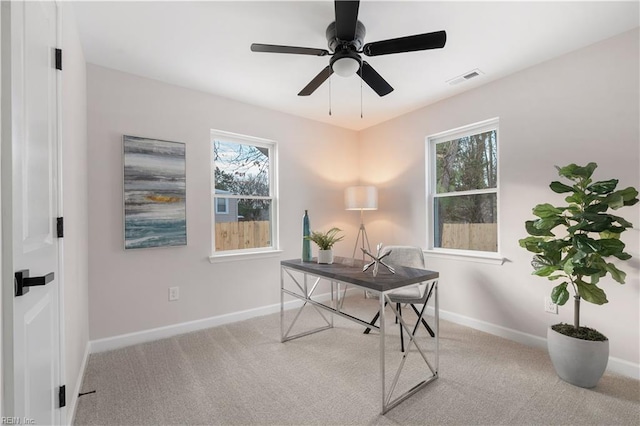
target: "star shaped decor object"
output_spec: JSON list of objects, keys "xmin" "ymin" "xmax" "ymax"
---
[{"xmin": 361, "ymin": 243, "xmax": 395, "ymax": 277}]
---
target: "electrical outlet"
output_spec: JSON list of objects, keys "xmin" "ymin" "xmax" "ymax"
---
[
  {"xmin": 169, "ymin": 286, "xmax": 179, "ymax": 301},
  {"xmin": 544, "ymin": 296, "xmax": 558, "ymax": 314}
]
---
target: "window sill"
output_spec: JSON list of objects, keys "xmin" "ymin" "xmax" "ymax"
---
[
  {"xmin": 209, "ymin": 249, "xmax": 283, "ymax": 263},
  {"xmin": 423, "ymin": 249, "xmax": 506, "ymax": 265}
]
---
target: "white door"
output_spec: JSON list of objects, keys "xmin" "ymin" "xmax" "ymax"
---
[{"xmin": 2, "ymin": 0, "xmax": 62, "ymax": 424}]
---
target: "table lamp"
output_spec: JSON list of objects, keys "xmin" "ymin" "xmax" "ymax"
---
[{"xmin": 345, "ymin": 185, "xmax": 378, "ymax": 261}]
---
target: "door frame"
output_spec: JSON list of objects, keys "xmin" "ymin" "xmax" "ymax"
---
[{"xmin": 0, "ymin": 0, "xmax": 66, "ymax": 420}]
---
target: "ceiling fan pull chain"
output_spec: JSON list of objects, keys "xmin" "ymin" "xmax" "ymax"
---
[
  {"xmin": 360, "ymin": 74, "xmax": 363, "ymax": 118},
  {"xmin": 329, "ymin": 77, "xmax": 332, "ymax": 116}
]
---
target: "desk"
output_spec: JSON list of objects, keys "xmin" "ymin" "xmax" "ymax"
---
[{"xmin": 280, "ymin": 257, "xmax": 439, "ymax": 414}]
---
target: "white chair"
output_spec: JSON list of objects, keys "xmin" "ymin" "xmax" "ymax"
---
[{"xmin": 363, "ymin": 245, "xmax": 436, "ymax": 352}]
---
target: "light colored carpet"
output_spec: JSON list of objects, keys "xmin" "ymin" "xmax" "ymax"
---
[{"xmin": 74, "ymin": 295, "xmax": 640, "ymax": 425}]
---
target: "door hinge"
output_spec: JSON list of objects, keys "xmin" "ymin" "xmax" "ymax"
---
[
  {"xmin": 55, "ymin": 48, "xmax": 62, "ymax": 71},
  {"xmin": 57, "ymin": 217, "xmax": 64, "ymax": 238},
  {"xmin": 59, "ymin": 385, "xmax": 66, "ymax": 408}
]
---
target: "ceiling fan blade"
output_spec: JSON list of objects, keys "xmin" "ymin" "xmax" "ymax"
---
[
  {"xmin": 298, "ymin": 66, "xmax": 334, "ymax": 96},
  {"xmin": 334, "ymin": 0, "xmax": 360, "ymax": 41},
  {"xmin": 251, "ymin": 43, "xmax": 329, "ymax": 56},
  {"xmin": 358, "ymin": 62, "xmax": 393, "ymax": 97},
  {"xmin": 363, "ymin": 30, "xmax": 447, "ymax": 57}
]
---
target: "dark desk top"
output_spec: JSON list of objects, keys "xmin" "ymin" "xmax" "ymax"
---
[{"xmin": 281, "ymin": 257, "xmax": 439, "ymax": 292}]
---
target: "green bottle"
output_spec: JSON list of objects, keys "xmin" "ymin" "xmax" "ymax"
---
[{"xmin": 302, "ymin": 210, "xmax": 311, "ymax": 261}]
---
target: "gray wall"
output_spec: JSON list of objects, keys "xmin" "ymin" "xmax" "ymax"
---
[
  {"xmin": 87, "ymin": 65, "xmax": 359, "ymax": 340},
  {"xmin": 358, "ymin": 29, "xmax": 640, "ymax": 366}
]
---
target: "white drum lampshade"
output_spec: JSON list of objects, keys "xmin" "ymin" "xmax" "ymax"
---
[{"xmin": 344, "ymin": 186, "xmax": 378, "ymax": 211}]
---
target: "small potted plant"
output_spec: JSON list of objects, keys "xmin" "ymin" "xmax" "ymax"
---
[
  {"xmin": 304, "ymin": 227, "xmax": 344, "ymax": 264},
  {"xmin": 519, "ymin": 162, "xmax": 638, "ymax": 388}
]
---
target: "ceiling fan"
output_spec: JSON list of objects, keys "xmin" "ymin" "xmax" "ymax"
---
[{"xmin": 250, "ymin": 0, "xmax": 446, "ymax": 97}]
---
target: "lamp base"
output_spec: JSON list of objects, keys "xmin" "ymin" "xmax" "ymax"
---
[{"xmin": 352, "ymin": 222, "xmax": 371, "ymax": 262}]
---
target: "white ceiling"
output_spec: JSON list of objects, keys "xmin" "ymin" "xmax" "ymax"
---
[{"xmin": 72, "ymin": 1, "xmax": 639, "ymax": 131}]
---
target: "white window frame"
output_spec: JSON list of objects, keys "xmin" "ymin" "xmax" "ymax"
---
[
  {"xmin": 210, "ymin": 129, "xmax": 280, "ymax": 261},
  {"xmin": 425, "ymin": 117, "xmax": 503, "ymax": 263}
]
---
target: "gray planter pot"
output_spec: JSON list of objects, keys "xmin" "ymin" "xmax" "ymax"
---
[{"xmin": 547, "ymin": 326, "xmax": 609, "ymax": 388}]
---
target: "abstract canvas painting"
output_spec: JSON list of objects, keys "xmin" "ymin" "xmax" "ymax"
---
[{"xmin": 123, "ymin": 135, "xmax": 186, "ymax": 249}]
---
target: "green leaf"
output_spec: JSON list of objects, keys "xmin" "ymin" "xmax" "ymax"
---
[
  {"xmin": 576, "ymin": 280, "xmax": 608, "ymax": 305},
  {"xmin": 623, "ymin": 198, "xmax": 639, "ymax": 207},
  {"xmin": 620, "ymin": 187, "xmax": 639, "ymax": 203},
  {"xmin": 547, "ymin": 275, "xmax": 565, "ymax": 281},
  {"xmin": 532, "ymin": 203, "xmax": 563, "ymax": 218},
  {"xmin": 572, "ymin": 250, "xmax": 587, "ymax": 262},
  {"xmin": 602, "ymin": 187, "xmax": 637, "ymax": 209},
  {"xmin": 574, "ymin": 235, "xmax": 600, "ymax": 253},
  {"xmin": 606, "ymin": 226, "xmax": 627, "ymax": 234},
  {"xmin": 538, "ymin": 239, "xmax": 571, "ymax": 253},
  {"xmin": 581, "ymin": 219, "xmax": 614, "ymax": 233},
  {"xmin": 565, "ymin": 193, "xmax": 583, "ymax": 204},
  {"xmin": 585, "ymin": 202, "xmax": 608, "ymax": 213},
  {"xmin": 533, "ymin": 266, "xmax": 558, "ymax": 277},
  {"xmin": 613, "ymin": 252, "xmax": 632, "ymax": 261},
  {"xmin": 598, "ymin": 239, "xmax": 625, "ymax": 256},
  {"xmin": 537, "ymin": 240, "xmax": 568, "ymax": 264},
  {"xmin": 587, "ymin": 179, "xmax": 618, "ymax": 194},
  {"xmin": 605, "ymin": 263, "xmax": 626, "ymax": 284},
  {"xmin": 551, "ymin": 283, "xmax": 570, "ymax": 305},
  {"xmin": 599, "ymin": 230, "xmax": 621, "ymax": 240},
  {"xmin": 525, "ymin": 220, "xmax": 554, "ymax": 237},
  {"xmin": 574, "ymin": 266, "xmax": 603, "ymax": 276},
  {"xmin": 577, "ymin": 212, "xmax": 609, "ymax": 223},
  {"xmin": 556, "ymin": 163, "xmax": 597, "ymax": 180},
  {"xmin": 563, "ymin": 259, "xmax": 575, "ymax": 275},
  {"xmin": 518, "ymin": 236, "xmax": 545, "ymax": 253},
  {"xmin": 531, "ymin": 254, "xmax": 559, "ymax": 276},
  {"xmin": 567, "ymin": 220, "xmax": 588, "ymax": 233},
  {"xmin": 549, "ymin": 181, "xmax": 574, "ymax": 193},
  {"xmin": 534, "ymin": 217, "xmax": 565, "ymax": 231},
  {"xmin": 532, "ymin": 255, "xmax": 555, "ymax": 270},
  {"xmin": 566, "ymin": 205, "xmax": 581, "ymax": 215},
  {"xmin": 609, "ymin": 215, "xmax": 633, "ymax": 228},
  {"xmin": 604, "ymin": 193, "xmax": 624, "ymax": 209}
]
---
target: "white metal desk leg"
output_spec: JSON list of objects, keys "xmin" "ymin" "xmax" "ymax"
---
[
  {"xmin": 380, "ymin": 291, "xmax": 386, "ymax": 414},
  {"xmin": 330, "ymin": 281, "xmax": 334, "ymax": 327},
  {"xmin": 435, "ymin": 280, "xmax": 439, "ymax": 373},
  {"xmin": 280, "ymin": 266, "xmax": 284, "ymax": 342}
]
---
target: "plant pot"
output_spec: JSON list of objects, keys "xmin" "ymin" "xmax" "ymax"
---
[
  {"xmin": 317, "ymin": 249, "xmax": 334, "ymax": 264},
  {"xmin": 547, "ymin": 326, "xmax": 609, "ymax": 388}
]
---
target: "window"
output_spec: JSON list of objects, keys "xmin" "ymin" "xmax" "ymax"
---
[
  {"xmin": 426, "ymin": 118, "xmax": 499, "ymax": 254},
  {"xmin": 211, "ymin": 130, "xmax": 278, "ymax": 256},
  {"xmin": 215, "ymin": 194, "xmax": 229, "ymax": 215}
]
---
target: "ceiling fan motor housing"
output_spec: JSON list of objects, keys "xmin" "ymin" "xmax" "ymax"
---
[{"xmin": 326, "ymin": 21, "xmax": 366, "ymax": 52}]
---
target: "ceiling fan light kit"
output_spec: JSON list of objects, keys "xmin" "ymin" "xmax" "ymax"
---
[
  {"xmin": 331, "ymin": 54, "xmax": 360, "ymax": 77},
  {"xmin": 250, "ymin": 0, "xmax": 446, "ymax": 98}
]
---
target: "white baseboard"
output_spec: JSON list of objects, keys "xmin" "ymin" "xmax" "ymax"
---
[
  {"xmin": 435, "ymin": 308, "xmax": 547, "ymax": 349},
  {"xmin": 67, "ymin": 341, "xmax": 90, "ymax": 425},
  {"xmin": 90, "ymin": 288, "xmax": 357, "ymax": 354},
  {"xmin": 89, "ymin": 291, "xmax": 639, "ymax": 380},
  {"xmin": 435, "ymin": 307, "xmax": 640, "ymax": 380}
]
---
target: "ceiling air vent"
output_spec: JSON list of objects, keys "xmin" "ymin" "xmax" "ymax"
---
[{"xmin": 446, "ymin": 69, "xmax": 484, "ymax": 86}]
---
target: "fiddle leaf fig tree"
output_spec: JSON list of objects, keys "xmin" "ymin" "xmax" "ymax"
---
[{"xmin": 519, "ymin": 163, "xmax": 638, "ymax": 336}]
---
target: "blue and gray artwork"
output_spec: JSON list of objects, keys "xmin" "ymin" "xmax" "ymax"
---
[{"xmin": 124, "ymin": 135, "xmax": 186, "ymax": 249}]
